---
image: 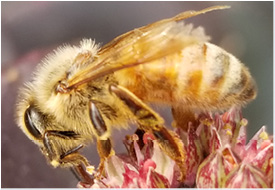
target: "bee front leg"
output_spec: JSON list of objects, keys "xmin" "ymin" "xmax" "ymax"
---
[
  {"xmin": 42, "ymin": 130, "xmax": 93, "ymax": 183},
  {"xmin": 89, "ymin": 102, "xmax": 115, "ymax": 178},
  {"xmin": 110, "ymin": 85, "xmax": 186, "ymax": 181}
]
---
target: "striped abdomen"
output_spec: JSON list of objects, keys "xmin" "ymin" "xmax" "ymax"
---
[{"xmin": 117, "ymin": 42, "xmax": 257, "ymax": 111}]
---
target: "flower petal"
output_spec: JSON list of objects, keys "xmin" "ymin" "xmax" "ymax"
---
[
  {"xmin": 251, "ymin": 143, "xmax": 273, "ymax": 184},
  {"xmin": 184, "ymin": 126, "xmax": 204, "ymax": 186},
  {"xmin": 196, "ymin": 147, "xmax": 237, "ymax": 188},
  {"xmin": 104, "ymin": 155, "xmax": 125, "ymax": 187},
  {"xmin": 151, "ymin": 141, "xmax": 175, "ymax": 184},
  {"xmin": 223, "ymin": 163, "xmax": 270, "ymax": 188}
]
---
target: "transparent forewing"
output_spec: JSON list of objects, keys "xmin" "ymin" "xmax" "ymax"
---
[{"xmin": 67, "ymin": 5, "xmax": 229, "ymax": 89}]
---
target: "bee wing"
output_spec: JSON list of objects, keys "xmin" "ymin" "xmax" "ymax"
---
[
  {"xmin": 67, "ymin": 5, "xmax": 229, "ymax": 89},
  {"xmin": 99, "ymin": 5, "xmax": 229, "ymax": 54}
]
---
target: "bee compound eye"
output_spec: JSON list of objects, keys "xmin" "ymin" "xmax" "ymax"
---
[{"xmin": 24, "ymin": 106, "xmax": 42, "ymax": 139}]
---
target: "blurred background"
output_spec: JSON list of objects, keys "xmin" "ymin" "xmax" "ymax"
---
[{"xmin": 2, "ymin": 1, "xmax": 273, "ymax": 188}]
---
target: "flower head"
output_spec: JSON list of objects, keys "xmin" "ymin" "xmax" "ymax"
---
[
  {"xmin": 195, "ymin": 107, "xmax": 273, "ymax": 188},
  {"xmin": 78, "ymin": 107, "xmax": 273, "ymax": 188},
  {"xmin": 78, "ymin": 132, "xmax": 180, "ymax": 188}
]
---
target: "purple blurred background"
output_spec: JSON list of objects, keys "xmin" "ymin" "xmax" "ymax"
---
[{"xmin": 2, "ymin": 1, "xmax": 273, "ymax": 188}]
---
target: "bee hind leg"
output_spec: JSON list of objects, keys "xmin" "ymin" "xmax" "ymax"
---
[
  {"xmin": 171, "ymin": 106, "xmax": 198, "ymax": 131},
  {"xmin": 110, "ymin": 85, "xmax": 186, "ymax": 181}
]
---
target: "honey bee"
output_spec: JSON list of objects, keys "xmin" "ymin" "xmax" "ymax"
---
[{"xmin": 16, "ymin": 5, "xmax": 257, "ymax": 183}]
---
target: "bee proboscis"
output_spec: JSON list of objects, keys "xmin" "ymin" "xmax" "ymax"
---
[{"xmin": 16, "ymin": 5, "xmax": 257, "ymax": 183}]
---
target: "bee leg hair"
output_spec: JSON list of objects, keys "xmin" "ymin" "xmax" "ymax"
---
[{"xmin": 171, "ymin": 106, "xmax": 198, "ymax": 131}]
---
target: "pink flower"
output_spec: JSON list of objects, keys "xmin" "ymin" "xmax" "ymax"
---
[
  {"xmin": 78, "ymin": 133, "xmax": 180, "ymax": 188},
  {"xmin": 195, "ymin": 107, "xmax": 273, "ymax": 188},
  {"xmin": 78, "ymin": 107, "xmax": 273, "ymax": 188}
]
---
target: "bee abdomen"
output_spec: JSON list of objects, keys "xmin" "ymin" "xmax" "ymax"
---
[
  {"xmin": 206, "ymin": 43, "xmax": 256, "ymax": 104},
  {"xmin": 179, "ymin": 42, "xmax": 257, "ymax": 109}
]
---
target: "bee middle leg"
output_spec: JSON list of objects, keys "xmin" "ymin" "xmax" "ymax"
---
[
  {"xmin": 89, "ymin": 102, "xmax": 114, "ymax": 177},
  {"xmin": 110, "ymin": 85, "xmax": 186, "ymax": 181}
]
